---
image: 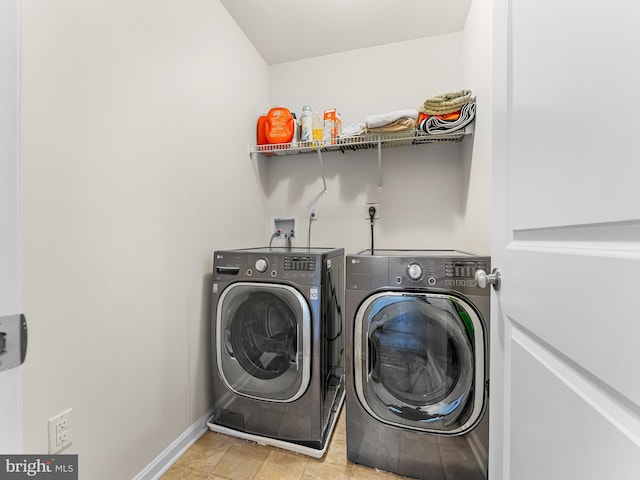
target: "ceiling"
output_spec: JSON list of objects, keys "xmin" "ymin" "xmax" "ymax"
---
[{"xmin": 220, "ymin": 0, "xmax": 473, "ymax": 65}]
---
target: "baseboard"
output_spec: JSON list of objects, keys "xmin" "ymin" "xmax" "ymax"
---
[{"xmin": 132, "ymin": 407, "xmax": 214, "ymax": 480}]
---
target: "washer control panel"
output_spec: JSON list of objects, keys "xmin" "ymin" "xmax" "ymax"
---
[
  {"xmin": 283, "ymin": 255, "xmax": 317, "ymax": 271},
  {"xmin": 213, "ymin": 251, "xmax": 323, "ymax": 285}
]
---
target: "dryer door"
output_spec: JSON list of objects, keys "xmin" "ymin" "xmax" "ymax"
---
[
  {"xmin": 354, "ymin": 292, "xmax": 486, "ymax": 434},
  {"xmin": 217, "ymin": 282, "xmax": 311, "ymax": 402}
]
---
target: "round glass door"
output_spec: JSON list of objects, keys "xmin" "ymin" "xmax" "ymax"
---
[
  {"xmin": 217, "ymin": 282, "xmax": 311, "ymax": 402},
  {"xmin": 354, "ymin": 292, "xmax": 486, "ymax": 434},
  {"xmin": 229, "ymin": 291, "xmax": 297, "ymax": 380}
]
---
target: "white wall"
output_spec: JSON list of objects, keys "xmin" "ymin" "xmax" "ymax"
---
[
  {"xmin": 265, "ymin": 33, "xmax": 491, "ymax": 255},
  {"xmin": 0, "ymin": 0, "xmax": 22, "ymax": 454},
  {"xmin": 20, "ymin": 0, "xmax": 268, "ymax": 478},
  {"xmin": 461, "ymin": 0, "xmax": 493, "ymax": 256}
]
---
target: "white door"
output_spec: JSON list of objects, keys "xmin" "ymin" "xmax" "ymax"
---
[
  {"xmin": 491, "ymin": 0, "xmax": 640, "ymax": 478},
  {"xmin": 0, "ymin": 0, "xmax": 21, "ymax": 453}
]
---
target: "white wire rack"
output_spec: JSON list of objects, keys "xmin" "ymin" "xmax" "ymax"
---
[
  {"xmin": 251, "ymin": 128, "xmax": 469, "ymax": 157},
  {"xmin": 250, "ymin": 127, "xmax": 472, "ymax": 192}
]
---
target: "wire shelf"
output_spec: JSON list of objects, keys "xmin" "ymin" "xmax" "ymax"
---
[{"xmin": 251, "ymin": 128, "xmax": 469, "ymax": 157}]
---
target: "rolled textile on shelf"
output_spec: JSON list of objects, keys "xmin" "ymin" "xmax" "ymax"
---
[
  {"xmin": 420, "ymin": 102, "xmax": 476, "ymax": 135},
  {"xmin": 365, "ymin": 109, "xmax": 418, "ymax": 129}
]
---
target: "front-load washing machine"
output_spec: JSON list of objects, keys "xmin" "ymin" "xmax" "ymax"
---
[
  {"xmin": 207, "ymin": 247, "xmax": 345, "ymax": 458},
  {"xmin": 345, "ymin": 249, "xmax": 490, "ymax": 479}
]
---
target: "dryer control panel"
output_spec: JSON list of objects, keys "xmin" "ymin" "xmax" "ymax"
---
[
  {"xmin": 388, "ymin": 256, "xmax": 490, "ymax": 296},
  {"xmin": 346, "ymin": 250, "xmax": 490, "ymax": 295}
]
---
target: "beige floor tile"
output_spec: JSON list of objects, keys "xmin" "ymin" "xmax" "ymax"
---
[
  {"xmin": 171, "ymin": 420, "xmax": 418, "ymax": 480},
  {"xmin": 253, "ymin": 449, "xmax": 309, "ymax": 480},
  {"xmin": 211, "ymin": 440, "xmax": 271, "ymax": 480},
  {"xmin": 173, "ymin": 440, "xmax": 230, "ymax": 475},
  {"xmin": 334, "ymin": 408, "xmax": 346, "ymax": 436},
  {"xmin": 303, "ymin": 461, "xmax": 352, "ymax": 480},
  {"xmin": 323, "ymin": 432, "xmax": 348, "ymax": 467},
  {"xmin": 161, "ymin": 465, "xmax": 209, "ymax": 480}
]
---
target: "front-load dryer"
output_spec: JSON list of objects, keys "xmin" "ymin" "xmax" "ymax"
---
[
  {"xmin": 345, "ymin": 249, "xmax": 490, "ymax": 479},
  {"xmin": 208, "ymin": 247, "xmax": 345, "ymax": 458}
]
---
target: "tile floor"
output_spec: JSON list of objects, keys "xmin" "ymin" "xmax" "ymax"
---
[{"xmin": 161, "ymin": 408, "xmax": 414, "ymax": 480}]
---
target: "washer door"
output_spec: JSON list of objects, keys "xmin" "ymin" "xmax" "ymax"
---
[
  {"xmin": 354, "ymin": 292, "xmax": 486, "ymax": 434},
  {"xmin": 217, "ymin": 282, "xmax": 311, "ymax": 402}
]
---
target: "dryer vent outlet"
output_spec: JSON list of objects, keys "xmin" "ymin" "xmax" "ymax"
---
[{"xmin": 271, "ymin": 217, "xmax": 296, "ymax": 239}]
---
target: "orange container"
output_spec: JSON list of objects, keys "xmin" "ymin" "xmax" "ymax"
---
[
  {"xmin": 256, "ymin": 115, "xmax": 268, "ymax": 145},
  {"xmin": 265, "ymin": 107, "xmax": 295, "ymax": 144}
]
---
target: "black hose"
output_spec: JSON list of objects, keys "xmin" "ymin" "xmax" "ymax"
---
[{"xmin": 369, "ymin": 206, "xmax": 376, "ymax": 253}]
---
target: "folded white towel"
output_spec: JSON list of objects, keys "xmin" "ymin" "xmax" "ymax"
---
[
  {"xmin": 365, "ymin": 109, "xmax": 418, "ymax": 129},
  {"xmin": 340, "ymin": 122, "xmax": 365, "ymax": 137}
]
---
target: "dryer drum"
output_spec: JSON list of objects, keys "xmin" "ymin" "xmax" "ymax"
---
[
  {"xmin": 362, "ymin": 296, "xmax": 474, "ymax": 426},
  {"xmin": 229, "ymin": 291, "xmax": 297, "ymax": 380}
]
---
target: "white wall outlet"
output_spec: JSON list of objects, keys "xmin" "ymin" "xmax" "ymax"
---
[
  {"xmin": 48, "ymin": 408, "xmax": 73, "ymax": 453},
  {"xmin": 309, "ymin": 204, "xmax": 318, "ymax": 220},
  {"xmin": 365, "ymin": 202, "xmax": 381, "ymax": 220}
]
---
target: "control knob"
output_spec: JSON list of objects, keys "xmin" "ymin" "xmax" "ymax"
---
[
  {"xmin": 255, "ymin": 258, "xmax": 268, "ymax": 273},
  {"xmin": 407, "ymin": 263, "xmax": 423, "ymax": 281}
]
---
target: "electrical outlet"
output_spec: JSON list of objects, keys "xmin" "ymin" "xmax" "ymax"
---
[
  {"xmin": 365, "ymin": 202, "xmax": 381, "ymax": 220},
  {"xmin": 56, "ymin": 430, "xmax": 69, "ymax": 446},
  {"xmin": 48, "ymin": 408, "xmax": 73, "ymax": 453},
  {"xmin": 309, "ymin": 204, "xmax": 318, "ymax": 220},
  {"xmin": 56, "ymin": 418, "xmax": 67, "ymax": 433}
]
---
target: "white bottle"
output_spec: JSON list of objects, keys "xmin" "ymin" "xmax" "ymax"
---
[
  {"xmin": 300, "ymin": 105, "xmax": 313, "ymax": 143},
  {"xmin": 312, "ymin": 111, "xmax": 323, "ymax": 145}
]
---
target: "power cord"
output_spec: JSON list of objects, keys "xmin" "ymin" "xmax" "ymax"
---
[
  {"xmin": 369, "ymin": 205, "xmax": 376, "ymax": 253},
  {"xmin": 308, "ymin": 210, "xmax": 317, "ymax": 248}
]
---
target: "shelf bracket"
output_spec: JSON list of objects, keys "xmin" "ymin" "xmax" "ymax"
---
[
  {"xmin": 377, "ymin": 138, "xmax": 383, "ymax": 192},
  {"xmin": 316, "ymin": 149, "xmax": 327, "ymax": 193}
]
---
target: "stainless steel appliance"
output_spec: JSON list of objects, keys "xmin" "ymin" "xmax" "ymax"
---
[
  {"xmin": 346, "ymin": 249, "xmax": 490, "ymax": 479},
  {"xmin": 208, "ymin": 247, "xmax": 345, "ymax": 458}
]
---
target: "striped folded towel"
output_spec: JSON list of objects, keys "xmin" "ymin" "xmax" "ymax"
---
[{"xmin": 420, "ymin": 101, "xmax": 476, "ymax": 135}]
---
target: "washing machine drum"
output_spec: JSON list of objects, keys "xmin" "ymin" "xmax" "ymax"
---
[
  {"xmin": 354, "ymin": 293, "xmax": 486, "ymax": 434},
  {"xmin": 229, "ymin": 292, "xmax": 297, "ymax": 380},
  {"xmin": 216, "ymin": 282, "xmax": 312, "ymax": 402}
]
